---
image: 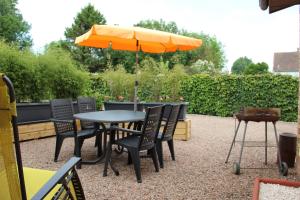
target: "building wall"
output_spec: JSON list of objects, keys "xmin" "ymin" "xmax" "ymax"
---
[{"xmin": 297, "ymin": 52, "xmax": 300, "ymax": 176}]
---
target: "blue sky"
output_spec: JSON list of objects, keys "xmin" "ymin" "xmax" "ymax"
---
[{"xmin": 17, "ymin": 0, "xmax": 299, "ymax": 71}]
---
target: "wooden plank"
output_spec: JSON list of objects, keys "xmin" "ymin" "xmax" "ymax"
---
[
  {"xmin": 19, "ymin": 129, "xmax": 55, "ymax": 141},
  {"xmin": 18, "ymin": 122, "xmax": 55, "ymax": 141},
  {"xmin": 18, "ymin": 122, "xmax": 54, "ymax": 134}
]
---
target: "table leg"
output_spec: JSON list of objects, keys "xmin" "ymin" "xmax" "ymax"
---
[
  {"xmin": 103, "ymin": 127, "xmax": 119, "ymax": 176},
  {"xmin": 80, "ymin": 122, "xmax": 108, "ymax": 165}
]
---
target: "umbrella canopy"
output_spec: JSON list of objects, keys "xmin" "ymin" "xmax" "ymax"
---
[{"xmin": 75, "ymin": 25, "xmax": 202, "ymax": 53}]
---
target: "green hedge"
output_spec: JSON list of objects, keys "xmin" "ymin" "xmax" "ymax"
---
[{"xmin": 181, "ymin": 74, "xmax": 298, "ymax": 122}]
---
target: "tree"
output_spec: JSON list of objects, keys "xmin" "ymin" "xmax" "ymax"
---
[
  {"xmin": 244, "ymin": 62, "xmax": 269, "ymax": 75},
  {"xmin": 135, "ymin": 19, "xmax": 179, "ymax": 34},
  {"xmin": 64, "ymin": 4, "xmax": 107, "ymax": 72},
  {"xmin": 231, "ymin": 57, "xmax": 253, "ymax": 74},
  {"xmin": 0, "ymin": 0, "xmax": 32, "ymax": 48},
  {"xmin": 180, "ymin": 32, "xmax": 226, "ymax": 70},
  {"xmin": 185, "ymin": 59, "xmax": 217, "ymax": 74}
]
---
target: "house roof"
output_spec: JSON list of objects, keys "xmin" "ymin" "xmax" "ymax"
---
[
  {"xmin": 273, "ymin": 51, "xmax": 299, "ymax": 72},
  {"xmin": 266, "ymin": 0, "xmax": 300, "ymax": 13}
]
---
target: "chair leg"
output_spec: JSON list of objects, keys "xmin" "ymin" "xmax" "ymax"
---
[
  {"xmin": 74, "ymin": 138, "xmax": 82, "ymax": 169},
  {"xmin": 127, "ymin": 151, "xmax": 132, "ymax": 165},
  {"xmin": 149, "ymin": 147, "xmax": 159, "ymax": 172},
  {"xmin": 94, "ymin": 134, "xmax": 99, "ymax": 147},
  {"xmin": 54, "ymin": 136, "xmax": 64, "ymax": 162},
  {"xmin": 79, "ymin": 139, "xmax": 84, "ymax": 151},
  {"xmin": 167, "ymin": 139, "xmax": 175, "ymax": 161},
  {"xmin": 156, "ymin": 140, "xmax": 164, "ymax": 168},
  {"xmin": 130, "ymin": 149, "xmax": 142, "ymax": 183}
]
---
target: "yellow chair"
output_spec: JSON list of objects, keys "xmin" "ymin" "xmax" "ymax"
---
[{"xmin": 0, "ymin": 74, "xmax": 85, "ymax": 200}]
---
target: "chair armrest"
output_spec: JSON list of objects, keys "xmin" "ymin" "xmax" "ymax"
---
[
  {"xmin": 111, "ymin": 126, "xmax": 142, "ymax": 135},
  {"xmin": 31, "ymin": 157, "xmax": 81, "ymax": 200}
]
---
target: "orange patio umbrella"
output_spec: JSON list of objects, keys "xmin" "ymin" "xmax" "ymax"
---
[
  {"xmin": 75, "ymin": 24, "xmax": 202, "ymax": 58},
  {"xmin": 75, "ymin": 24, "xmax": 202, "ymax": 110}
]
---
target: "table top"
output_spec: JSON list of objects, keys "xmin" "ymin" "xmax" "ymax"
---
[{"xmin": 73, "ymin": 110, "xmax": 145, "ymax": 123}]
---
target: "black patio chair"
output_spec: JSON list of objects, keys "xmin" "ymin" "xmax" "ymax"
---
[
  {"xmin": 104, "ymin": 102, "xmax": 143, "ymax": 154},
  {"xmin": 77, "ymin": 96, "xmax": 97, "ymax": 130},
  {"xmin": 103, "ymin": 106, "xmax": 164, "ymax": 183},
  {"xmin": 156, "ymin": 104, "xmax": 182, "ymax": 168},
  {"xmin": 77, "ymin": 97, "xmax": 99, "ymax": 144},
  {"xmin": 50, "ymin": 98, "xmax": 98, "ymax": 168},
  {"xmin": 0, "ymin": 74, "xmax": 85, "ymax": 200}
]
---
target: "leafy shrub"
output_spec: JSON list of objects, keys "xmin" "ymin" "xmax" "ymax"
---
[
  {"xmin": 38, "ymin": 47, "xmax": 90, "ymax": 99},
  {"xmin": 101, "ymin": 66, "xmax": 135, "ymax": 101},
  {"xmin": 138, "ymin": 58, "xmax": 169, "ymax": 102},
  {"xmin": 0, "ymin": 41, "xmax": 46, "ymax": 102},
  {"xmin": 0, "ymin": 41, "xmax": 90, "ymax": 101},
  {"xmin": 86, "ymin": 73, "xmax": 109, "ymax": 108},
  {"xmin": 181, "ymin": 74, "xmax": 298, "ymax": 121},
  {"xmin": 137, "ymin": 57, "xmax": 187, "ymax": 102},
  {"xmin": 163, "ymin": 64, "xmax": 187, "ymax": 101},
  {"xmin": 91, "ymin": 58, "xmax": 187, "ymax": 103}
]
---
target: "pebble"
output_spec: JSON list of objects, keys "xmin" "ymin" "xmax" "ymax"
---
[{"xmin": 20, "ymin": 115, "xmax": 299, "ymax": 200}]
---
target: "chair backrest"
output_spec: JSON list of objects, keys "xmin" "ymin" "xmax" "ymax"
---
[
  {"xmin": 50, "ymin": 99, "xmax": 74, "ymax": 120},
  {"xmin": 0, "ymin": 74, "xmax": 25, "ymax": 199},
  {"xmin": 104, "ymin": 102, "xmax": 144, "ymax": 111},
  {"xmin": 162, "ymin": 104, "xmax": 182, "ymax": 140},
  {"xmin": 139, "ymin": 106, "xmax": 164, "ymax": 150},
  {"xmin": 77, "ymin": 97, "xmax": 96, "ymax": 129},
  {"xmin": 50, "ymin": 99, "xmax": 74, "ymax": 135}
]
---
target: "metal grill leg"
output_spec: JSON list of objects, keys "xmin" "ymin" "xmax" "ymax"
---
[
  {"xmin": 225, "ymin": 120, "xmax": 241, "ymax": 163},
  {"xmin": 238, "ymin": 121, "xmax": 248, "ymax": 165},
  {"xmin": 265, "ymin": 121, "xmax": 268, "ymax": 165}
]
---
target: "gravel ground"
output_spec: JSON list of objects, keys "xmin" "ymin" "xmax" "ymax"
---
[{"xmin": 21, "ymin": 115, "xmax": 300, "ymax": 199}]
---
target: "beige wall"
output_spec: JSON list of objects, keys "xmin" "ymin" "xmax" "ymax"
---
[{"xmin": 297, "ymin": 51, "xmax": 300, "ymax": 176}]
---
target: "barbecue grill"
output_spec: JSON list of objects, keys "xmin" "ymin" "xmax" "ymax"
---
[{"xmin": 225, "ymin": 107, "xmax": 288, "ymax": 176}]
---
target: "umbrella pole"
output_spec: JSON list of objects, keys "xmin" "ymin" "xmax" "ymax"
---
[{"xmin": 134, "ymin": 41, "xmax": 139, "ymax": 112}]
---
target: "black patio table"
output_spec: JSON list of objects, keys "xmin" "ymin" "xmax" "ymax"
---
[{"xmin": 73, "ymin": 110, "xmax": 145, "ymax": 166}]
